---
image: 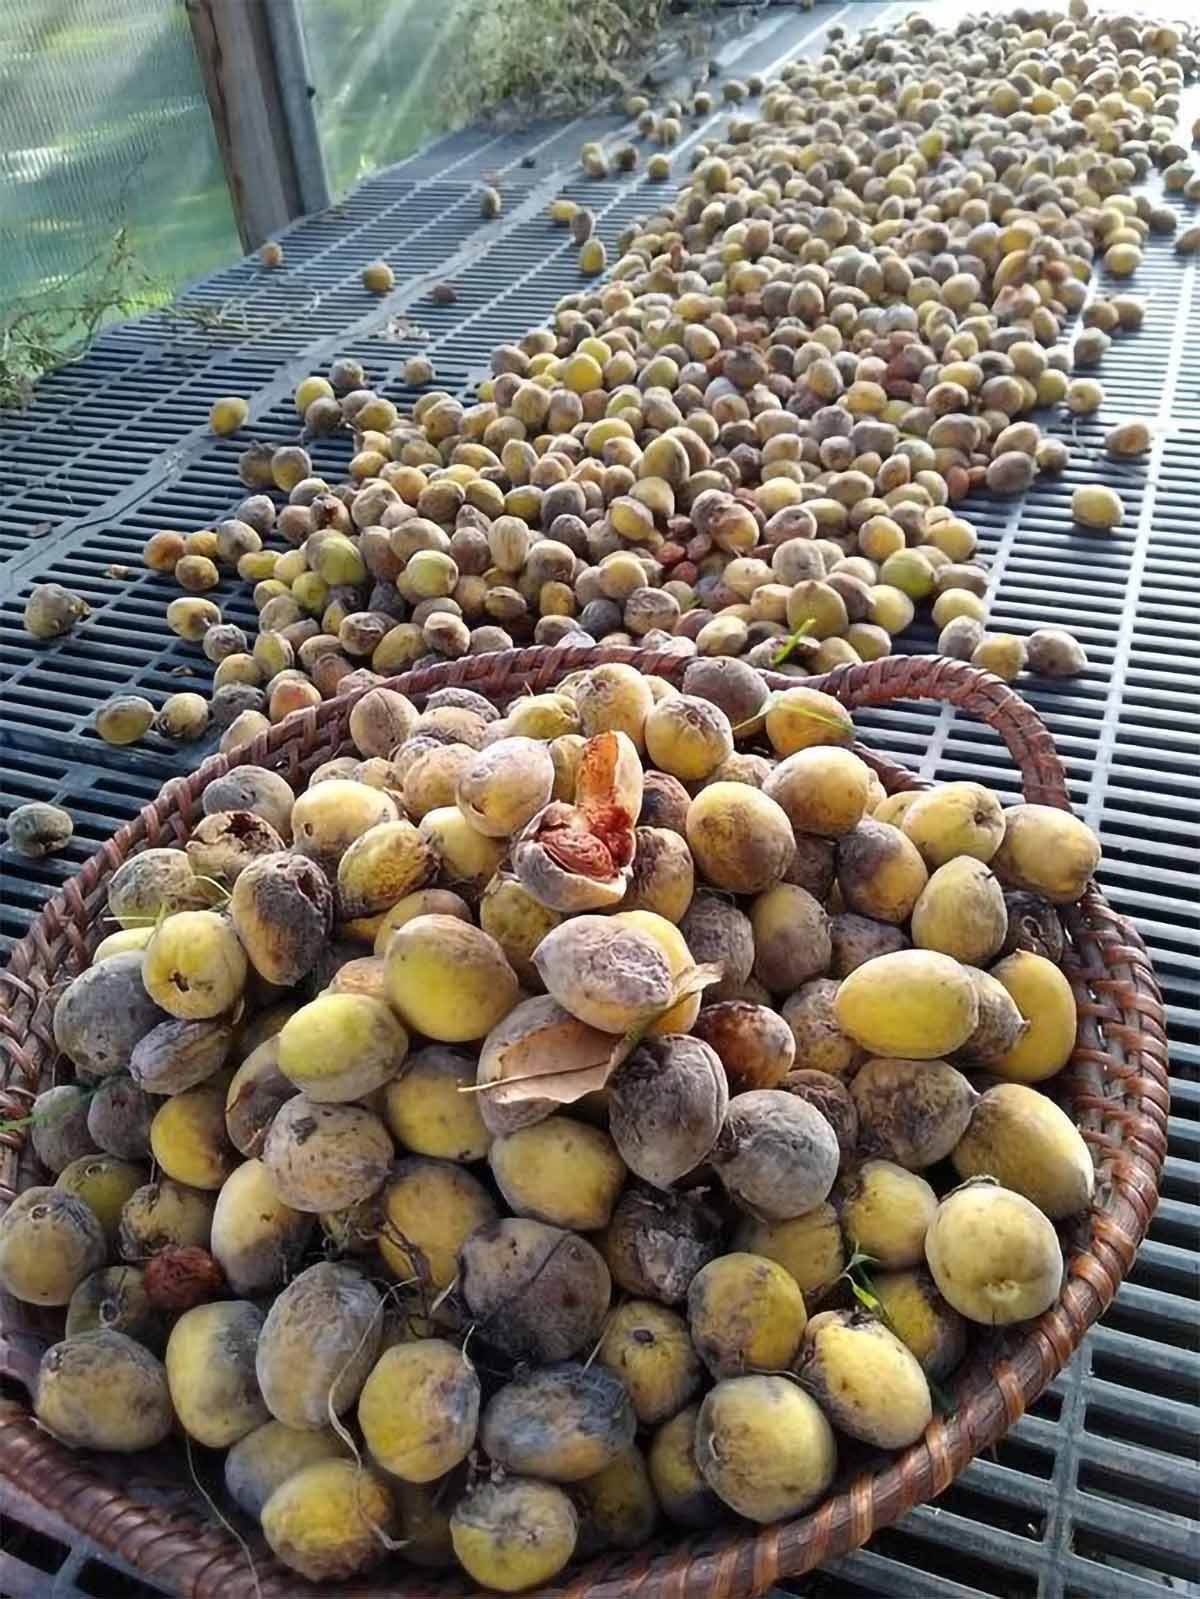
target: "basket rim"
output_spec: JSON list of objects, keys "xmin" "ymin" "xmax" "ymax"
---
[{"xmin": 0, "ymin": 649, "xmax": 1171, "ymax": 1599}]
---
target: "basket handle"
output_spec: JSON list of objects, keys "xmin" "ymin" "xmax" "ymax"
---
[
  {"xmin": 377, "ymin": 647, "xmax": 1074, "ymax": 812},
  {"xmin": 769, "ymin": 653, "xmax": 1074, "ymax": 810}
]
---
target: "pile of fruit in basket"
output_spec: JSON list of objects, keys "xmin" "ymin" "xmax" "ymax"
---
[
  {"xmin": 24, "ymin": 6, "xmax": 1200, "ymax": 754},
  {"xmin": 1, "ymin": 658, "xmax": 1103, "ymax": 1589}
]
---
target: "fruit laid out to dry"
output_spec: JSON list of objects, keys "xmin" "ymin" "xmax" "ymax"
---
[
  {"xmin": 1, "ymin": 658, "xmax": 1105, "ymax": 1591},
  {"xmin": 22, "ymin": 6, "xmax": 1200, "ymax": 759}
]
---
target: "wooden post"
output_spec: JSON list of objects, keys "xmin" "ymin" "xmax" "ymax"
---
[{"xmin": 185, "ymin": 0, "xmax": 324, "ymax": 251}]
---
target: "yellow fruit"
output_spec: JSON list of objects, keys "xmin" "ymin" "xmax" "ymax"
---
[
  {"xmin": 992, "ymin": 803, "xmax": 1100, "ymax": 903},
  {"xmin": 382, "ymin": 1045, "xmax": 490, "ymax": 1161},
  {"xmin": 647, "ymin": 1404, "xmax": 720, "ymax": 1528},
  {"xmin": 835, "ymin": 949, "xmax": 978, "ymax": 1057},
  {"xmin": 910, "ymin": 856, "xmax": 1008, "ymax": 964},
  {"xmin": 262, "ymin": 1459, "xmax": 396, "ymax": 1581},
  {"xmin": 871, "ymin": 1269, "xmax": 968, "ymax": 1381},
  {"xmin": 901, "ymin": 781, "xmax": 1006, "ymax": 866},
  {"xmin": 278, "ymin": 993, "xmax": 407, "ymax": 1101},
  {"xmin": 165, "ymin": 1301, "xmax": 269, "ymax": 1447},
  {"xmin": 952, "ymin": 1082, "xmax": 1094, "ymax": 1218},
  {"xmin": 210, "ymin": 396, "xmax": 249, "ymax": 435},
  {"xmin": 988, "ymin": 950, "xmax": 1077, "ymax": 1082},
  {"xmin": 35, "ymin": 1330, "xmax": 172, "ymax": 1452},
  {"xmin": 225, "ymin": 1421, "xmax": 350, "ymax": 1519},
  {"xmin": 378, "ymin": 1157, "xmax": 498, "ymax": 1294},
  {"xmin": 450, "ymin": 1478, "xmax": 577, "ymax": 1592},
  {"xmin": 141, "ymin": 910, "xmax": 248, "ymax": 1020},
  {"xmin": 925, "ymin": 1179, "xmax": 1063, "ymax": 1325},
  {"xmin": 489, "ymin": 1116, "xmax": 626, "ymax": 1231},
  {"xmin": 596, "ymin": 1301, "xmax": 701, "ymax": 1424},
  {"xmin": 384, "ymin": 915, "xmax": 518, "ymax": 1042},
  {"xmin": 837, "ymin": 1159, "xmax": 938, "ymax": 1267},
  {"xmin": 358, "ymin": 1339, "xmax": 480, "ymax": 1482},
  {"xmin": 764, "ymin": 686, "xmax": 854, "ymax": 754},
  {"xmin": 732, "ymin": 1203, "xmax": 846, "ymax": 1303},
  {"xmin": 685, "ymin": 782, "xmax": 796, "ymax": 893},
  {"xmin": 362, "ymin": 261, "xmax": 395, "ymax": 293},
  {"xmin": 687, "ymin": 1252, "xmax": 807, "ymax": 1377},
  {"xmin": 797, "ymin": 1308, "xmax": 931, "ymax": 1447},
  {"xmin": 695, "ymin": 1375, "xmax": 837, "ymax": 1522},
  {"xmin": 763, "ymin": 746, "xmax": 872, "ymax": 837}
]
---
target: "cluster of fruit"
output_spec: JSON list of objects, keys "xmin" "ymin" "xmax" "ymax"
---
[
  {"xmin": 2, "ymin": 653, "xmax": 1101, "ymax": 1590},
  {"xmin": 21, "ymin": 5, "xmax": 1200, "ymax": 759}
]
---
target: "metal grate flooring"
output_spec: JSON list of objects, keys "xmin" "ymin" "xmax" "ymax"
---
[{"xmin": 1, "ymin": 4, "xmax": 1197, "ymax": 1597}]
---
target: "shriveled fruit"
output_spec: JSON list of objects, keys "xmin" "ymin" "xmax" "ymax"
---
[
  {"xmin": 852, "ymin": 1056, "xmax": 977, "ymax": 1169},
  {"xmin": 691, "ymin": 1001, "xmax": 795, "ymax": 1091},
  {"xmin": 230, "ymin": 850, "xmax": 334, "ymax": 985},
  {"xmin": 714, "ymin": 1089, "xmax": 839, "ymax": 1220},
  {"xmin": 262, "ymin": 1096, "xmax": 393, "ymax": 1212},
  {"xmin": 533, "ymin": 914, "xmax": 673, "ymax": 1033},
  {"xmin": 607, "ymin": 1035, "xmax": 728, "ymax": 1187},
  {"xmin": 601, "ymin": 1185, "xmax": 724, "ymax": 1306},
  {"xmin": 35, "ymin": 1330, "xmax": 172, "ymax": 1451},
  {"xmin": 460, "ymin": 1217, "xmax": 611, "ymax": 1362},
  {"xmin": 5, "ymin": 801, "xmax": 73, "ymax": 857},
  {"xmin": 479, "ymin": 1363, "xmax": 636, "ymax": 1482},
  {"xmin": 53, "ymin": 952, "xmax": 167, "ymax": 1079},
  {"xmin": 256, "ymin": 1261, "xmax": 382, "ymax": 1428}
]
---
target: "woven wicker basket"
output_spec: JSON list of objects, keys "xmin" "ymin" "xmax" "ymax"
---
[{"xmin": 0, "ymin": 647, "xmax": 1169, "ymax": 1599}]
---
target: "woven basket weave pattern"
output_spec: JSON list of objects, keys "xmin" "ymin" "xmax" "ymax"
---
[{"xmin": 0, "ymin": 648, "xmax": 1169, "ymax": 1599}]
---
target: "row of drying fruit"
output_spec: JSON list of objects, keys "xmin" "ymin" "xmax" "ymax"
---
[
  {"xmin": 18, "ymin": 3, "xmax": 1200, "ymax": 770},
  {"xmin": 2, "ymin": 650, "xmax": 1101, "ymax": 1590}
]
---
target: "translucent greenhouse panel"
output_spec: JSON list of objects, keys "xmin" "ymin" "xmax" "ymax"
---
[
  {"xmin": 300, "ymin": 0, "xmax": 477, "ymax": 198},
  {"xmin": 0, "ymin": 0, "xmax": 240, "ymax": 316}
]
